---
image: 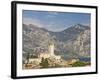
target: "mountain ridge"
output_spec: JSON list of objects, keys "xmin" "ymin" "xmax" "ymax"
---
[{"xmin": 23, "ymin": 23, "xmax": 91, "ymax": 59}]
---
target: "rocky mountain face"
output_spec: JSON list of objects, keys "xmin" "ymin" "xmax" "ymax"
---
[
  {"xmin": 23, "ymin": 23, "xmax": 91, "ymax": 59},
  {"xmin": 73, "ymin": 29, "xmax": 91, "ymax": 57}
]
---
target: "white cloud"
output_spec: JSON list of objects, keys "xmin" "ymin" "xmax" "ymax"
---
[
  {"xmin": 46, "ymin": 12, "xmax": 59, "ymax": 18},
  {"xmin": 46, "ymin": 15, "xmax": 55, "ymax": 18},
  {"xmin": 45, "ymin": 22, "xmax": 67, "ymax": 32},
  {"xmin": 23, "ymin": 17, "xmax": 67, "ymax": 32},
  {"xmin": 23, "ymin": 17, "xmax": 43, "ymax": 28}
]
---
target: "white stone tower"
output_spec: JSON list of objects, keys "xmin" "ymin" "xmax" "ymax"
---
[{"xmin": 48, "ymin": 43, "xmax": 54, "ymax": 56}]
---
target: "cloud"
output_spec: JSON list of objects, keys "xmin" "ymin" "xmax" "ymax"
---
[
  {"xmin": 22, "ymin": 16, "xmax": 68, "ymax": 32},
  {"xmin": 46, "ymin": 15, "xmax": 55, "ymax": 18},
  {"xmin": 46, "ymin": 12, "xmax": 59, "ymax": 18},
  {"xmin": 45, "ymin": 22, "xmax": 67, "ymax": 32},
  {"xmin": 23, "ymin": 17, "xmax": 43, "ymax": 28}
]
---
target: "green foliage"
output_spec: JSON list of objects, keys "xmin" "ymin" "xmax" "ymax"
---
[
  {"xmin": 26, "ymin": 53, "xmax": 30, "ymax": 63},
  {"xmin": 40, "ymin": 58, "xmax": 49, "ymax": 68},
  {"xmin": 72, "ymin": 61, "xmax": 87, "ymax": 67}
]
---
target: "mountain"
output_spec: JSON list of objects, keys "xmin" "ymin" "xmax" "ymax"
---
[
  {"xmin": 23, "ymin": 23, "xmax": 90, "ymax": 59},
  {"xmin": 73, "ymin": 29, "xmax": 91, "ymax": 57},
  {"xmin": 49, "ymin": 24, "xmax": 89, "ymax": 42},
  {"xmin": 23, "ymin": 24, "xmax": 53, "ymax": 53},
  {"xmin": 62, "ymin": 24, "xmax": 89, "ymax": 41}
]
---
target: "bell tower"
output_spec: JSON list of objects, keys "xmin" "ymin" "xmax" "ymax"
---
[{"xmin": 48, "ymin": 42, "xmax": 54, "ymax": 56}]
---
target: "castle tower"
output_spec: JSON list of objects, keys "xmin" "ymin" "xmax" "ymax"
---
[{"xmin": 48, "ymin": 43, "xmax": 54, "ymax": 56}]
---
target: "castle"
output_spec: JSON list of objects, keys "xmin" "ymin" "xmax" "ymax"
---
[
  {"xmin": 23, "ymin": 43, "xmax": 80, "ymax": 69},
  {"xmin": 39, "ymin": 43, "xmax": 61, "ymax": 60},
  {"xmin": 27, "ymin": 43, "xmax": 61, "ymax": 64}
]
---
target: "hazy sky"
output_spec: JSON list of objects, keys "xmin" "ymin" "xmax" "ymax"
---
[{"xmin": 23, "ymin": 10, "xmax": 90, "ymax": 32}]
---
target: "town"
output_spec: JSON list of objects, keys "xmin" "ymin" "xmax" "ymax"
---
[{"xmin": 22, "ymin": 42, "xmax": 90, "ymax": 69}]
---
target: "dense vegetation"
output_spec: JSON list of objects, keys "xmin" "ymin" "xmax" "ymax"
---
[
  {"xmin": 40, "ymin": 58, "xmax": 49, "ymax": 68},
  {"xmin": 72, "ymin": 61, "xmax": 87, "ymax": 67}
]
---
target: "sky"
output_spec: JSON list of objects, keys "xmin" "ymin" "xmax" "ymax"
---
[{"xmin": 23, "ymin": 10, "xmax": 91, "ymax": 32}]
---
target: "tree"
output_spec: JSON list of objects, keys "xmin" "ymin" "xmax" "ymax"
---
[
  {"xmin": 26, "ymin": 53, "xmax": 30, "ymax": 64},
  {"xmin": 40, "ymin": 58, "xmax": 49, "ymax": 68}
]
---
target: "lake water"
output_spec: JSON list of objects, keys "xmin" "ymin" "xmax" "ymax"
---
[
  {"xmin": 62, "ymin": 55, "xmax": 91, "ymax": 62},
  {"xmin": 79, "ymin": 57, "xmax": 91, "ymax": 62}
]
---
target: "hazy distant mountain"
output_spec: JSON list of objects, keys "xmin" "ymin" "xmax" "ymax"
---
[{"xmin": 23, "ymin": 23, "xmax": 90, "ymax": 59}]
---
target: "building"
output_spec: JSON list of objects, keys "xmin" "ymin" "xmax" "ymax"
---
[
  {"xmin": 48, "ymin": 42, "xmax": 54, "ymax": 56},
  {"xmin": 25, "ymin": 42, "xmax": 61, "ymax": 65},
  {"xmin": 39, "ymin": 43, "xmax": 61, "ymax": 60},
  {"xmin": 28, "ymin": 58, "xmax": 41, "ymax": 64}
]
